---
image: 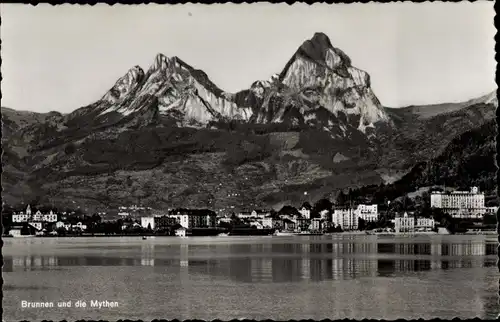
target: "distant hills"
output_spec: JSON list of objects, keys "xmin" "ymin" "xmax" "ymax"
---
[{"xmin": 1, "ymin": 32, "xmax": 497, "ymax": 212}]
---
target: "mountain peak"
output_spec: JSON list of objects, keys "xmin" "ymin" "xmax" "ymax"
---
[
  {"xmin": 308, "ymin": 32, "xmax": 333, "ymax": 50},
  {"xmin": 129, "ymin": 65, "xmax": 145, "ymax": 77},
  {"xmin": 295, "ymin": 32, "xmax": 352, "ymax": 68},
  {"xmin": 150, "ymin": 53, "xmax": 181, "ymax": 71},
  {"xmin": 101, "ymin": 65, "xmax": 145, "ymax": 103}
]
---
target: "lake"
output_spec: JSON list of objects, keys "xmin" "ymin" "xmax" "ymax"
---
[{"xmin": 2, "ymin": 235, "xmax": 498, "ymax": 320}]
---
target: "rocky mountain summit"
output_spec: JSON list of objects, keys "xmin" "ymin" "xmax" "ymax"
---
[
  {"xmin": 1, "ymin": 32, "xmax": 496, "ymax": 212},
  {"xmin": 235, "ymin": 32, "xmax": 389, "ymax": 136},
  {"xmin": 64, "ymin": 32, "xmax": 390, "ymax": 140}
]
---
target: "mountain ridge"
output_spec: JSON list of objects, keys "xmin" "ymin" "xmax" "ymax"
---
[{"xmin": 1, "ymin": 32, "xmax": 496, "ymax": 212}]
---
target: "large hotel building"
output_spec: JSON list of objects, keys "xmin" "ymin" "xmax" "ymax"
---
[{"xmin": 430, "ymin": 187, "xmax": 496, "ymax": 218}]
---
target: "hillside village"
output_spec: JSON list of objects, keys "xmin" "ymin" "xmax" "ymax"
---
[{"xmin": 2, "ymin": 186, "xmax": 497, "ymax": 237}]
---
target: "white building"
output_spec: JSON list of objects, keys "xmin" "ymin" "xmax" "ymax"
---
[
  {"xmin": 332, "ymin": 208, "xmax": 358, "ymax": 230},
  {"xmin": 309, "ymin": 218, "xmax": 322, "ymax": 231},
  {"xmin": 178, "ymin": 214, "xmax": 189, "ymax": 228},
  {"xmin": 238, "ymin": 210, "xmax": 270, "ymax": 219},
  {"xmin": 9, "ymin": 227, "xmax": 22, "ymax": 237},
  {"xmin": 430, "ymin": 187, "xmax": 486, "ymax": 218},
  {"xmin": 299, "ymin": 203, "xmax": 312, "ymax": 219},
  {"xmin": 42, "ymin": 210, "xmax": 58, "ymax": 223},
  {"xmin": 485, "ymin": 206, "xmax": 498, "ymax": 214},
  {"xmin": 74, "ymin": 222, "xmax": 87, "ymax": 231},
  {"xmin": 175, "ymin": 227, "xmax": 187, "ymax": 237},
  {"xmin": 355, "ymin": 204, "xmax": 378, "ymax": 222},
  {"xmin": 12, "ymin": 206, "xmax": 58, "ymax": 223},
  {"xmin": 140, "ymin": 217, "xmax": 155, "ymax": 230},
  {"xmin": 249, "ymin": 221, "xmax": 263, "ymax": 229},
  {"xmin": 32, "ymin": 210, "xmax": 43, "ymax": 221},
  {"xmin": 319, "ymin": 209, "xmax": 330, "ymax": 221},
  {"xmin": 261, "ymin": 217, "xmax": 273, "ymax": 228},
  {"xmin": 217, "ymin": 217, "xmax": 232, "ymax": 225},
  {"xmin": 12, "ymin": 213, "xmax": 30, "ymax": 223},
  {"xmin": 12, "ymin": 205, "xmax": 32, "ymax": 223},
  {"xmin": 28, "ymin": 222, "xmax": 43, "ymax": 231},
  {"xmin": 395, "ymin": 212, "xmax": 415, "ymax": 233},
  {"xmin": 416, "ymin": 217, "xmax": 435, "ymax": 231}
]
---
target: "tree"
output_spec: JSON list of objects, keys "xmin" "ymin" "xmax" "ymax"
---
[
  {"xmin": 313, "ymin": 198, "xmax": 333, "ymax": 213},
  {"xmin": 278, "ymin": 205, "xmax": 300, "ymax": 217},
  {"xmin": 218, "ymin": 221, "xmax": 233, "ymax": 230},
  {"xmin": 230, "ymin": 213, "xmax": 243, "ymax": 225},
  {"xmin": 56, "ymin": 227, "xmax": 67, "ymax": 236},
  {"xmin": 335, "ymin": 191, "xmax": 347, "ymax": 207},
  {"xmin": 402, "ymin": 196, "xmax": 415, "ymax": 211},
  {"xmin": 358, "ymin": 218, "xmax": 367, "ymax": 231},
  {"xmin": 483, "ymin": 214, "xmax": 496, "ymax": 226}
]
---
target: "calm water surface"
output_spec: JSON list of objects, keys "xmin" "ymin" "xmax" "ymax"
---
[{"xmin": 3, "ymin": 235, "xmax": 499, "ymax": 320}]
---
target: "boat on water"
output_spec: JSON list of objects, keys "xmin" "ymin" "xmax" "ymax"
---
[
  {"xmin": 142, "ymin": 236, "xmax": 148, "ymax": 240},
  {"xmin": 217, "ymin": 232, "xmax": 230, "ymax": 237}
]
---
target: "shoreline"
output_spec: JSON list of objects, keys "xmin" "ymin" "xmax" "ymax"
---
[{"xmin": 3, "ymin": 231, "xmax": 496, "ymax": 238}]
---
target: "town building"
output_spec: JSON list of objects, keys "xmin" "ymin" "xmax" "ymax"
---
[
  {"xmin": 175, "ymin": 227, "xmax": 187, "ymax": 237},
  {"xmin": 395, "ymin": 212, "xmax": 415, "ymax": 233},
  {"xmin": 249, "ymin": 221, "xmax": 264, "ymax": 229},
  {"xmin": 9, "ymin": 225, "xmax": 23, "ymax": 237},
  {"xmin": 430, "ymin": 187, "xmax": 487, "ymax": 218},
  {"xmin": 121, "ymin": 222, "xmax": 142, "ymax": 230},
  {"xmin": 332, "ymin": 208, "xmax": 358, "ymax": 230},
  {"xmin": 309, "ymin": 218, "xmax": 322, "ymax": 231},
  {"xmin": 42, "ymin": 211, "xmax": 58, "ymax": 222},
  {"xmin": 71, "ymin": 222, "xmax": 87, "ymax": 231},
  {"xmin": 169, "ymin": 209, "xmax": 217, "ymax": 229},
  {"xmin": 355, "ymin": 204, "xmax": 378, "ymax": 222},
  {"xmin": 217, "ymin": 216, "xmax": 232, "ymax": 225},
  {"xmin": 32, "ymin": 210, "xmax": 43, "ymax": 221},
  {"xmin": 299, "ymin": 202, "xmax": 312, "ymax": 219},
  {"xmin": 8, "ymin": 223, "xmax": 37, "ymax": 237},
  {"xmin": 485, "ymin": 206, "xmax": 498, "ymax": 215},
  {"xmin": 238, "ymin": 209, "xmax": 271, "ymax": 219},
  {"xmin": 12, "ymin": 205, "xmax": 32, "ymax": 223},
  {"xmin": 154, "ymin": 215, "xmax": 178, "ymax": 230},
  {"xmin": 12, "ymin": 205, "xmax": 58, "ymax": 223},
  {"xmin": 140, "ymin": 217, "xmax": 155, "ymax": 230},
  {"xmin": 261, "ymin": 216, "xmax": 273, "ymax": 229},
  {"xmin": 319, "ymin": 209, "xmax": 330, "ymax": 221},
  {"xmin": 29, "ymin": 222, "xmax": 43, "ymax": 231},
  {"xmin": 415, "ymin": 217, "xmax": 435, "ymax": 231},
  {"xmin": 271, "ymin": 218, "xmax": 284, "ymax": 230},
  {"xmin": 294, "ymin": 217, "xmax": 311, "ymax": 231},
  {"xmin": 283, "ymin": 218, "xmax": 296, "ymax": 231}
]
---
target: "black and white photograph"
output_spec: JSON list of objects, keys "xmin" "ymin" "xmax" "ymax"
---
[{"xmin": 1, "ymin": 2, "xmax": 498, "ymax": 320}]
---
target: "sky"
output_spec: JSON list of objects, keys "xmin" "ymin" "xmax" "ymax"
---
[{"xmin": 1, "ymin": 2, "xmax": 496, "ymax": 113}]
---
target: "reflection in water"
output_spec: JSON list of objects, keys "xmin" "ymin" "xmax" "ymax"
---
[
  {"xmin": 4, "ymin": 238, "xmax": 496, "ymax": 281},
  {"xmin": 141, "ymin": 243, "xmax": 155, "ymax": 266},
  {"xmin": 180, "ymin": 243, "xmax": 189, "ymax": 267},
  {"xmin": 2, "ymin": 236, "xmax": 498, "ymax": 320}
]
